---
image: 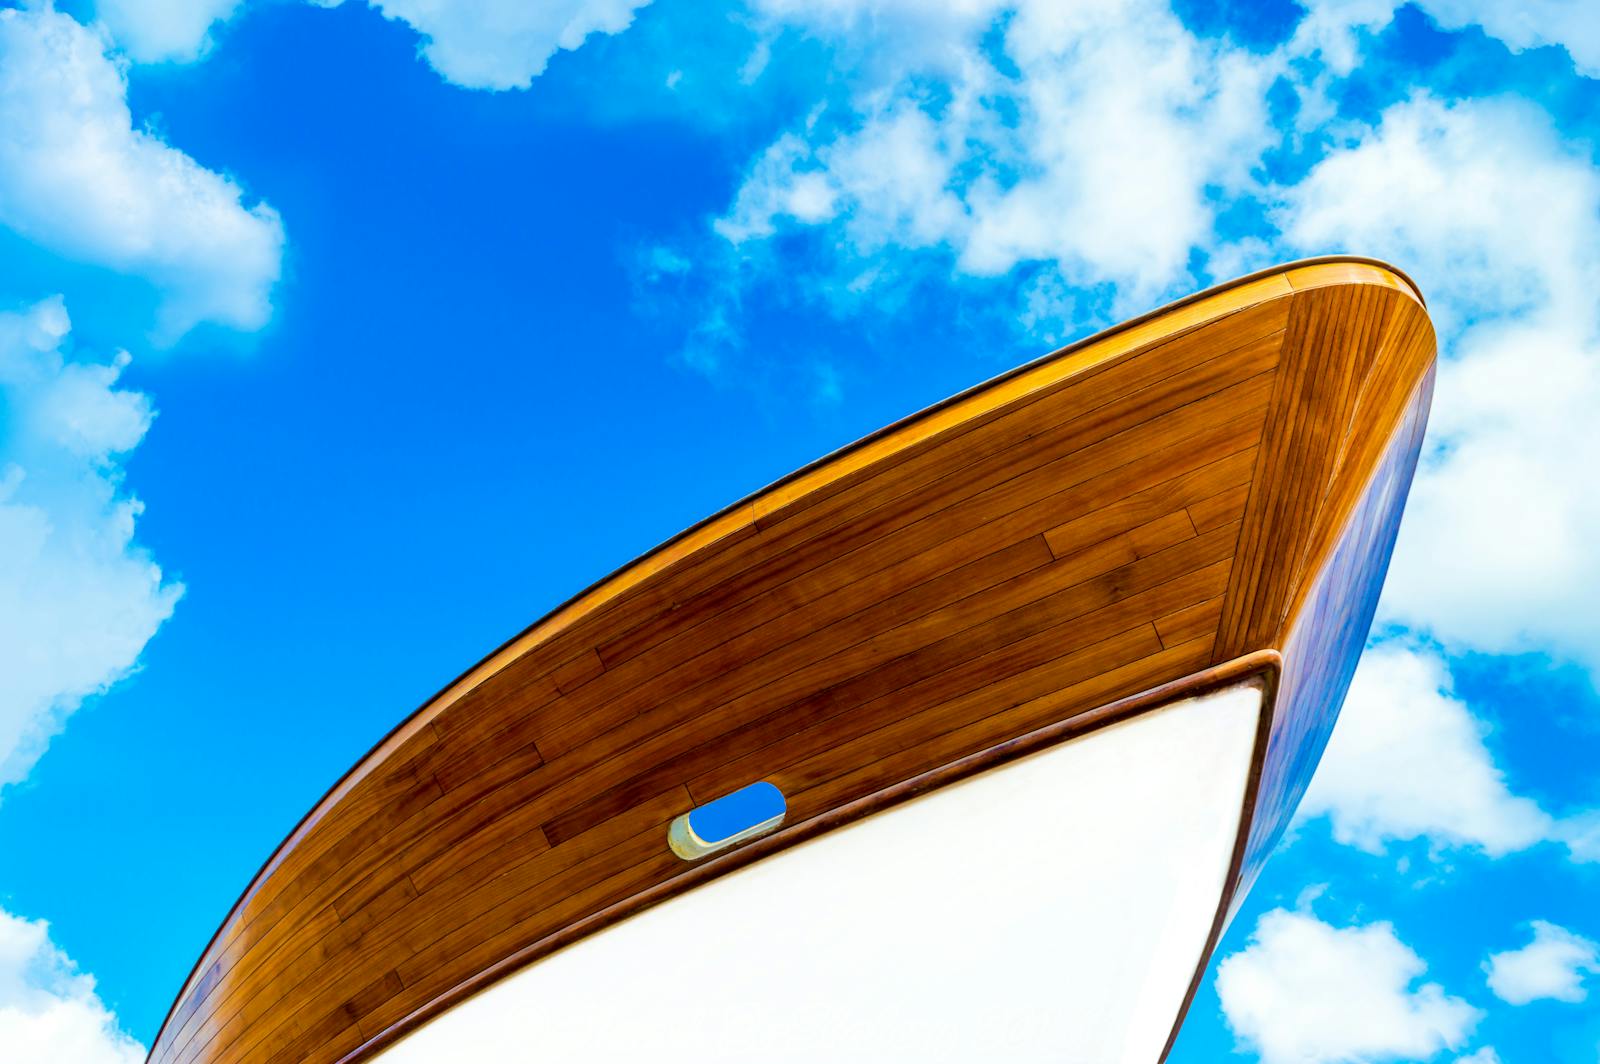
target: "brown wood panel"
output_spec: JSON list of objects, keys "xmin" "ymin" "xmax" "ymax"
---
[
  {"xmin": 592, "ymin": 322, "xmax": 1282, "ymax": 673},
  {"xmin": 1216, "ymin": 280, "xmax": 1418, "ymax": 657},
  {"xmin": 1156, "ymin": 596, "xmax": 1225, "ymax": 648},
  {"xmin": 785, "ymin": 633, "xmax": 1220, "ymax": 820},
  {"xmin": 149, "ymin": 258, "xmax": 1435, "ymax": 1064},
  {"xmin": 530, "ymin": 362, "xmax": 1275, "ymax": 763},
  {"xmin": 686, "ymin": 551, "xmax": 1230, "ymax": 808}
]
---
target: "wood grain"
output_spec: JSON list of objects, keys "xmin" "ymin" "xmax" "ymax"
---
[{"xmin": 148, "ymin": 258, "xmax": 1434, "ymax": 1064}]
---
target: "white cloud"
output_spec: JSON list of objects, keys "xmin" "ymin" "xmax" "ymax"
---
[
  {"xmin": 715, "ymin": 0, "xmax": 1276, "ymax": 318},
  {"xmin": 714, "ymin": 130, "xmax": 848, "ymax": 242},
  {"xmin": 1389, "ymin": 320, "xmax": 1600, "ymax": 666},
  {"xmin": 1216, "ymin": 907, "xmax": 1481, "ymax": 1064},
  {"xmin": 1418, "ymin": 0, "xmax": 1600, "ymax": 77},
  {"xmin": 1559, "ymin": 811, "xmax": 1600, "ymax": 863},
  {"xmin": 93, "ymin": 0, "xmax": 243, "ymax": 64},
  {"xmin": 0, "ymin": 906, "xmax": 144, "ymax": 1064},
  {"xmin": 361, "ymin": 0, "xmax": 653, "ymax": 90},
  {"xmin": 1281, "ymin": 0, "xmax": 1402, "ymax": 79},
  {"xmin": 0, "ymin": 6, "xmax": 284, "ymax": 339},
  {"xmin": 1454, "ymin": 1049, "xmax": 1502, "ymax": 1064},
  {"xmin": 1298, "ymin": 644, "xmax": 1557, "ymax": 858},
  {"xmin": 689, "ymin": 4, "xmax": 1600, "ymax": 407},
  {"xmin": 1484, "ymin": 921, "xmax": 1600, "ymax": 1005},
  {"xmin": 1279, "ymin": 93, "xmax": 1598, "ymax": 337},
  {"xmin": 1279, "ymin": 0, "xmax": 1600, "ymax": 84},
  {"xmin": 1280, "ymin": 93, "xmax": 1600, "ymax": 673},
  {"xmin": 0, "ymin": 297, "xmax": 181, "ymax": 793}
]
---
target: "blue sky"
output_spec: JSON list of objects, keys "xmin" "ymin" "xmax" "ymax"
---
[{"xmin": 1, "ymin": 1, "xmax": 1598, "ymax": 1061}]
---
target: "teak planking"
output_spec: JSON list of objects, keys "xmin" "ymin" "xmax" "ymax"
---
[{"xmin": 149, "ymin": 258, "xmax": 1436, "ymax": 1064}]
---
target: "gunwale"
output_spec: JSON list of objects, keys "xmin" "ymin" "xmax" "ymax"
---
[{"xmin": 149, "ymin": 256, "xmax": 1431, "ymax": 1064}]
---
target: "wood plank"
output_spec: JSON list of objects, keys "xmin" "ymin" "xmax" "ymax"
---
[
  {"xmin": 784, "ymin": 635, "xmax": 1218, "ymax": 817},
  {"xmin": 1155, "ymin": 597, "xmax": 1224, "ymax": 649},
  {"xmin": 1216, "ymin": 282, "xmax": 1409, "ymax": 657},
  {"xmin": 688, "ymin": 561, "xmax": 1229, "ymax": 805}
]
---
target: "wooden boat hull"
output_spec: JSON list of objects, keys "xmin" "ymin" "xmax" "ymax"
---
[{"xmin": 149, "ymin": 258, "xmax": 1436, "ymax": 1063}]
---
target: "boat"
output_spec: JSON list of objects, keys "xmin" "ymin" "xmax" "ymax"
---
[{"xmin": 148, "ymin": 257, "xmax": 1436, "ymax": 1063}]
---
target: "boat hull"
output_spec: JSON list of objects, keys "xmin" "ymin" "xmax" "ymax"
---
[{"xmin": 149, "ymin": 258, "xmax": 1435, "ymax": 1064}]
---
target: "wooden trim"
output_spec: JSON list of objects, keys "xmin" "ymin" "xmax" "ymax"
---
[{"xmin": 1157, "ymin": 657, "xmax": 1278, "ymax": 1064}]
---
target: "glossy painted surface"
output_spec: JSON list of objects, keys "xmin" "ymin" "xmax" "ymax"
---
[{"xmin": 148, "ymin": 259, "xmax": 1435, "ymax": 1064}]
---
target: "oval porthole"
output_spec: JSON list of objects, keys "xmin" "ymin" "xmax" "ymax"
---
[{"xmin": 668, "ymin": 781, "xmax": 786, "ymax": 861}]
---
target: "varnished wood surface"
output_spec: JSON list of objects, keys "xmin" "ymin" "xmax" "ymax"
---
[
  {"xmin": 149, "ymin": 258, "xmax": 1435, "ymax": 1064},
  {"xmin": 1239, "ymin": 360, "xmax": 1434, "ymax": 898}
]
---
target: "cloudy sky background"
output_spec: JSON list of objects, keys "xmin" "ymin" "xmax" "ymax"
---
[{"xmin": 0, "ymin": 0, "xmax": 1597, "ymax": 1060}]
